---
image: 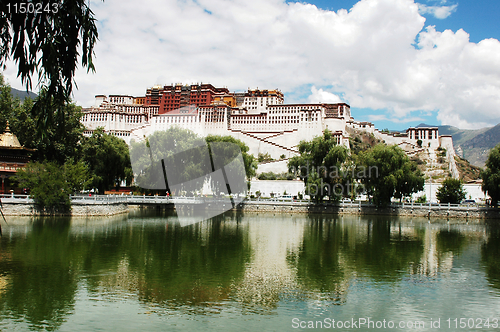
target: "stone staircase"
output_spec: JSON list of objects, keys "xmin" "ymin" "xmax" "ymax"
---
[{"xmin": 233, "ymin": 130, "xmax": 299, "ymax": 154}]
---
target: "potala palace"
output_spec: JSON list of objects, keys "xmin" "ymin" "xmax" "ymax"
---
[{"xmin": 81, "ymin": 83, "xmax": 458, "ymax": 177}]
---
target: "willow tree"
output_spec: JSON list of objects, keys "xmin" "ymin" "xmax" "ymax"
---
[
  {"xmin": 1, "ymin": 0, "xmax": 99, "ymax": 137},
  {"xmin": 360, "ymin": 144, "xmax": 424, "ymax": 207},
  {"xmin": 288, "ymin": 130, "xmax": 349, "ymax": 202}
]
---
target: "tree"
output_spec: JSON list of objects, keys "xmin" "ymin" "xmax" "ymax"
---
[
  {"xmin": 82, "ymin": 128, "xmax": 133, "ymax": 193},
  {"xmin": 205, "ymin": 135, "xmax": 255, "ymax": 196},
  {"xmin": 14, "ymin": 160, "xmax": 90, "ymax": 213},
  {"xmin": 130, "ymin": 129, "xmax": 255, "ymax": 196},
  {"xmin": 0, "ymin": 74, "xmax": 21, "ymax": 130},
  {"xmin": 205, "ymin": 135, "xmax": 257, "ymax": 180},
  {"xmin": 436, "ymin": 178, "xmax": 466, "ymax": 204},
  {"xmin": 258, "ymin": 152, "xmax": 273, "ymax": 163},
  {"xmin": 10, "ymin": 90, "xmax": 85, "ymax": 164},
  {"xmin": 1, "ymin": 0, "xmax": 99, "ymax": 133},
  {"xmin": 482, "ymin": 144, "xmax": 500, "ymax": 206},
  {"xmin": 130, "ymin": 127, "xmax": 209, "ymax": 195},
  {"xmin": 360, "ymin": 144, "xmax": 424, "ymax": 207},
  {"xmin": 288, "ymin": 130, "xmax": 349, "ymax": 202},
  {"xmin": 0, "ymin": 75, "xmax": 86, "ymax": 163}
]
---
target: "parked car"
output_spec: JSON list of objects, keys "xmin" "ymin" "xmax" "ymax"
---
[{"xmin": 461, "ymin": 199, "xmax": 476, "ymax": 205}]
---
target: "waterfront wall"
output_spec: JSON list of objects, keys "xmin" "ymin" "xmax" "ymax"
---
[
  {"xmin": 2, "ymin": 195, "xmax": 499, "ymax": 219},
  {"xmin": 249, "ymin": 180, "xmax": 489, "ymax": 203},
  {"xmin": 1, "ymin": 202, "xmax": 128, "ymax": 216},
  {"xmin": 237, "ymin": 201, "xmax": 500, "ymax": 219}
]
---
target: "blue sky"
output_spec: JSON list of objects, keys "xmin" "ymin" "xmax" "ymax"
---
[
  {"xmin": 301, "ymin": 0, "xmax": 500, "ymax": 43},
  {"xmin": 291, "ymin": 0, "xmax": 500, "ymax": 130},
  {"xmin": 3, "ymin": 0, "xmax": 500, "ymax": 131}
]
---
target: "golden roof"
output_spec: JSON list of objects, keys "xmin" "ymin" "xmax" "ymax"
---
[{"xmin": 0, "ymin": 123, "xmax": 22, "ymax": 148}]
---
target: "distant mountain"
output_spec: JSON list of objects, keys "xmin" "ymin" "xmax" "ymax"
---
[
  {"xmin": 417, "ymin": 123, "xmax": 500, "ymax": 168},
  {"xmin": 10, "ymin": 87, "xmax": 37, "ymax": 101}
]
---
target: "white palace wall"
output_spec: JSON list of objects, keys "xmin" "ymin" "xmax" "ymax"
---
[{"xmin": 84, "ymin": 94, "xmax": 460, "ymax": 180}]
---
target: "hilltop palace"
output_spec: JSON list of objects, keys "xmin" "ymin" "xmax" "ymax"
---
[{"xmin": 81, "ymin": 83, "xmax": 458, "ymax": 177}]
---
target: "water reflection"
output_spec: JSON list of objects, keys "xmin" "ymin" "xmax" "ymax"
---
[
  {"xmin": 0, "ymin": 212, "xmax": 498, "ymax": 330},
  {"xmin": 482, "ymin": 222, "xmax": 500, "ymax": 291},
  {"xmin": 0, "ymin": 217, "xmax": 77, "ymax": 330}
]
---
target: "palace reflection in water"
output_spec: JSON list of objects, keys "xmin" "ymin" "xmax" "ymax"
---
[{"xmin": 0, "ymin": 211, "xmax": 499, "ymax": 331}]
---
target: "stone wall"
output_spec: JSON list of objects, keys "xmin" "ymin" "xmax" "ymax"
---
[
  {"xmin": 256, "ymin": 160, "xmax": 289, "ymax": 175},
  {"xmin": 1, "ymin": 202, "xmax": 128, "ymax": 216},
  {"xmin": 236, "ymin": 201, "xmax": 500, "ymax": 219},
  {"xmin": 71, "ymin": 203, "xmax": 129, "ymax": 216}
]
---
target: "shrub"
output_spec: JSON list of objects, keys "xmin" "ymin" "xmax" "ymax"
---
[
  {"xmin": 415, "ymin": 195, "xmax": 427, "ymax": 204},
  {"xmin": 14, "ymin": 160, "xmax": 90, "ymax": 213},
  {"xmin": 436, "ymin": 178, "xmax": 466, "ymax": 204}
]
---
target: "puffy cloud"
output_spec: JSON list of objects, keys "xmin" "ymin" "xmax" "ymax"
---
[
  {"xmin": 2, "ymin": 0, "xmax": 498, "ymax": 129},
  {"xmin": 308, "ymin": 87, "xmax": 343, "ymax": 103},
  {"xmin": 417, "ymin": 3, "xmax": 458, "ymax": 19}
]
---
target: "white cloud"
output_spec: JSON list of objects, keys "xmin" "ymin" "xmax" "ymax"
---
[
  {"xmin": 2, "ymin": 0, "xmax": 499, "ymax": 129},
  {"xmin": 308, "ymin": 87, "xmax": 343, "ymax": 103},
  {"xmin": 417, "ymin": 3, "xmax": 458, "ymax": 19},
  {"xmin": 367, "ymin": 114, "xmax": 425, "ymax": 124}
]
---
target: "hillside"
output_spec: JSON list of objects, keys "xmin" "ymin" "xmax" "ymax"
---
[
  {"xmin": 418, "ymin": 123, "xmax": 500, "ymax": 168},
  {"xmin": 349, "ymin": 127, "xmax": 481, "ymax": 182},
  {"xmin": 10, "ymin": 87, "xmax": 37, "ymax": 101}
]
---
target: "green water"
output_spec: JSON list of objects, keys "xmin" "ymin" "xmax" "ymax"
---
[{"xmin": 1, "ymin": 210, "xmax": 500, "ymax": 331}]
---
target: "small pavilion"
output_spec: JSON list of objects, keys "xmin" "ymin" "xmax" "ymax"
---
[{"xmin": 0, "ymin": 123, "xmax": 33, "ymax": 193}]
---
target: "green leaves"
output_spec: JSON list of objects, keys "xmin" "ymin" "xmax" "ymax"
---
[
  {"xmin": 1, "ymin": 0, "xmax": 99, "ymax": 138},
  {"xmin": 82, "ymin": 128, "xmax": 133, "ymax": 194},
  {"xmin": 0, "ymin": 0, "xmax": 98, "ymax": 96},
  {"xmin": 288, "ymin": 130, "xmax": 349, "ymax": 202},
  {"xmin": 481, "ymin": 144, "xmax": 500, "ymax": 206},
  {"xmin": 14, "ymin": 160, "xmax": 90, "ymax": 213},
  {"xmin": 206, "ymin": 134, "xmax": 257, "ymax": 180},
  {"xmin": 290, "ymin": 133, "xmax": 424, "ymax": 206},
  {"xmin": 130, "ymin": 129, "xmax": 255, "ymax": 196},
  {"xmin": 436, "ymin": 178, "xmax": 466, "ymax": 204},
  {"xmin": 360, "ymin": 144, "xmax": 424, "ymax": 207}
]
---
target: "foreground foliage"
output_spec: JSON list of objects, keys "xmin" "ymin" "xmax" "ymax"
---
[{"xmin": 1, "ymin": 0, "xmax": 99, "ymax": 136}]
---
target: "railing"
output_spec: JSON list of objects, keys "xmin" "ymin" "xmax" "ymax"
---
[
  {"xmin": 0, "ymin": 194, "xmax": 495, "ymax": 211},
  {"xmin": 246, "ymin": 197, "xmax": 492, "ymax": 210},
  {"xmin": 0, "ymin": 194, "xmax": 32, "ymax": 203},
  {"xmin": 70, "ymin": 195, "xmax": 129, "ymax": 204}
]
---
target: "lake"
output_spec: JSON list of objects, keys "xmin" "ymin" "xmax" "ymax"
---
[{"xmin": 1, "ymin": 210, "xmax": 500, "ymax": 331}]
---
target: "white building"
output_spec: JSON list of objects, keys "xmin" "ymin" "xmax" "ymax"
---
[
  {"xmin": 81, "ymin": 94, "xmax": 158, "ymax": 139},
  {"xmin": 241, "ymin": 89, "xmax": 284, "ymax": 114},
  {"xmin": 81, "ymin": 89, "xmax": 458, "ymax": 178}
]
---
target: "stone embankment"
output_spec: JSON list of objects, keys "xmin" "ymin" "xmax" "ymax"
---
[
  {"xmin": 237, "ymin": 200, "xmax": 500, "ymax": 219},
  {"xmin": 0, "ymin": 195, "xmax": 129, "ymax": 216},
  {"xmin": 2, "ymin": 194, "xmax": 499, "ymax": 219}
]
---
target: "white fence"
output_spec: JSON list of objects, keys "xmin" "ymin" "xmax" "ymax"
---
[{"xmin": 0, "ymin": 194, "xmax": 494, "ymax": 211}]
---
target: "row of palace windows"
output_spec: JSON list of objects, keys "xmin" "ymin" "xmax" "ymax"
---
[
  {"xmin": 119, "ymin": 106, "xmax": 144, "ymax": 113},
  {"xmin": 84, "ymin": 114, "xmax": 144, "ymax": 123},
  {"xmin": 269, "ymin": 108, "xmax": 318, "ymax": 114},
  {"xmin": 155, "ymin": 116, "xmax": 196, "ymax": 123}
]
